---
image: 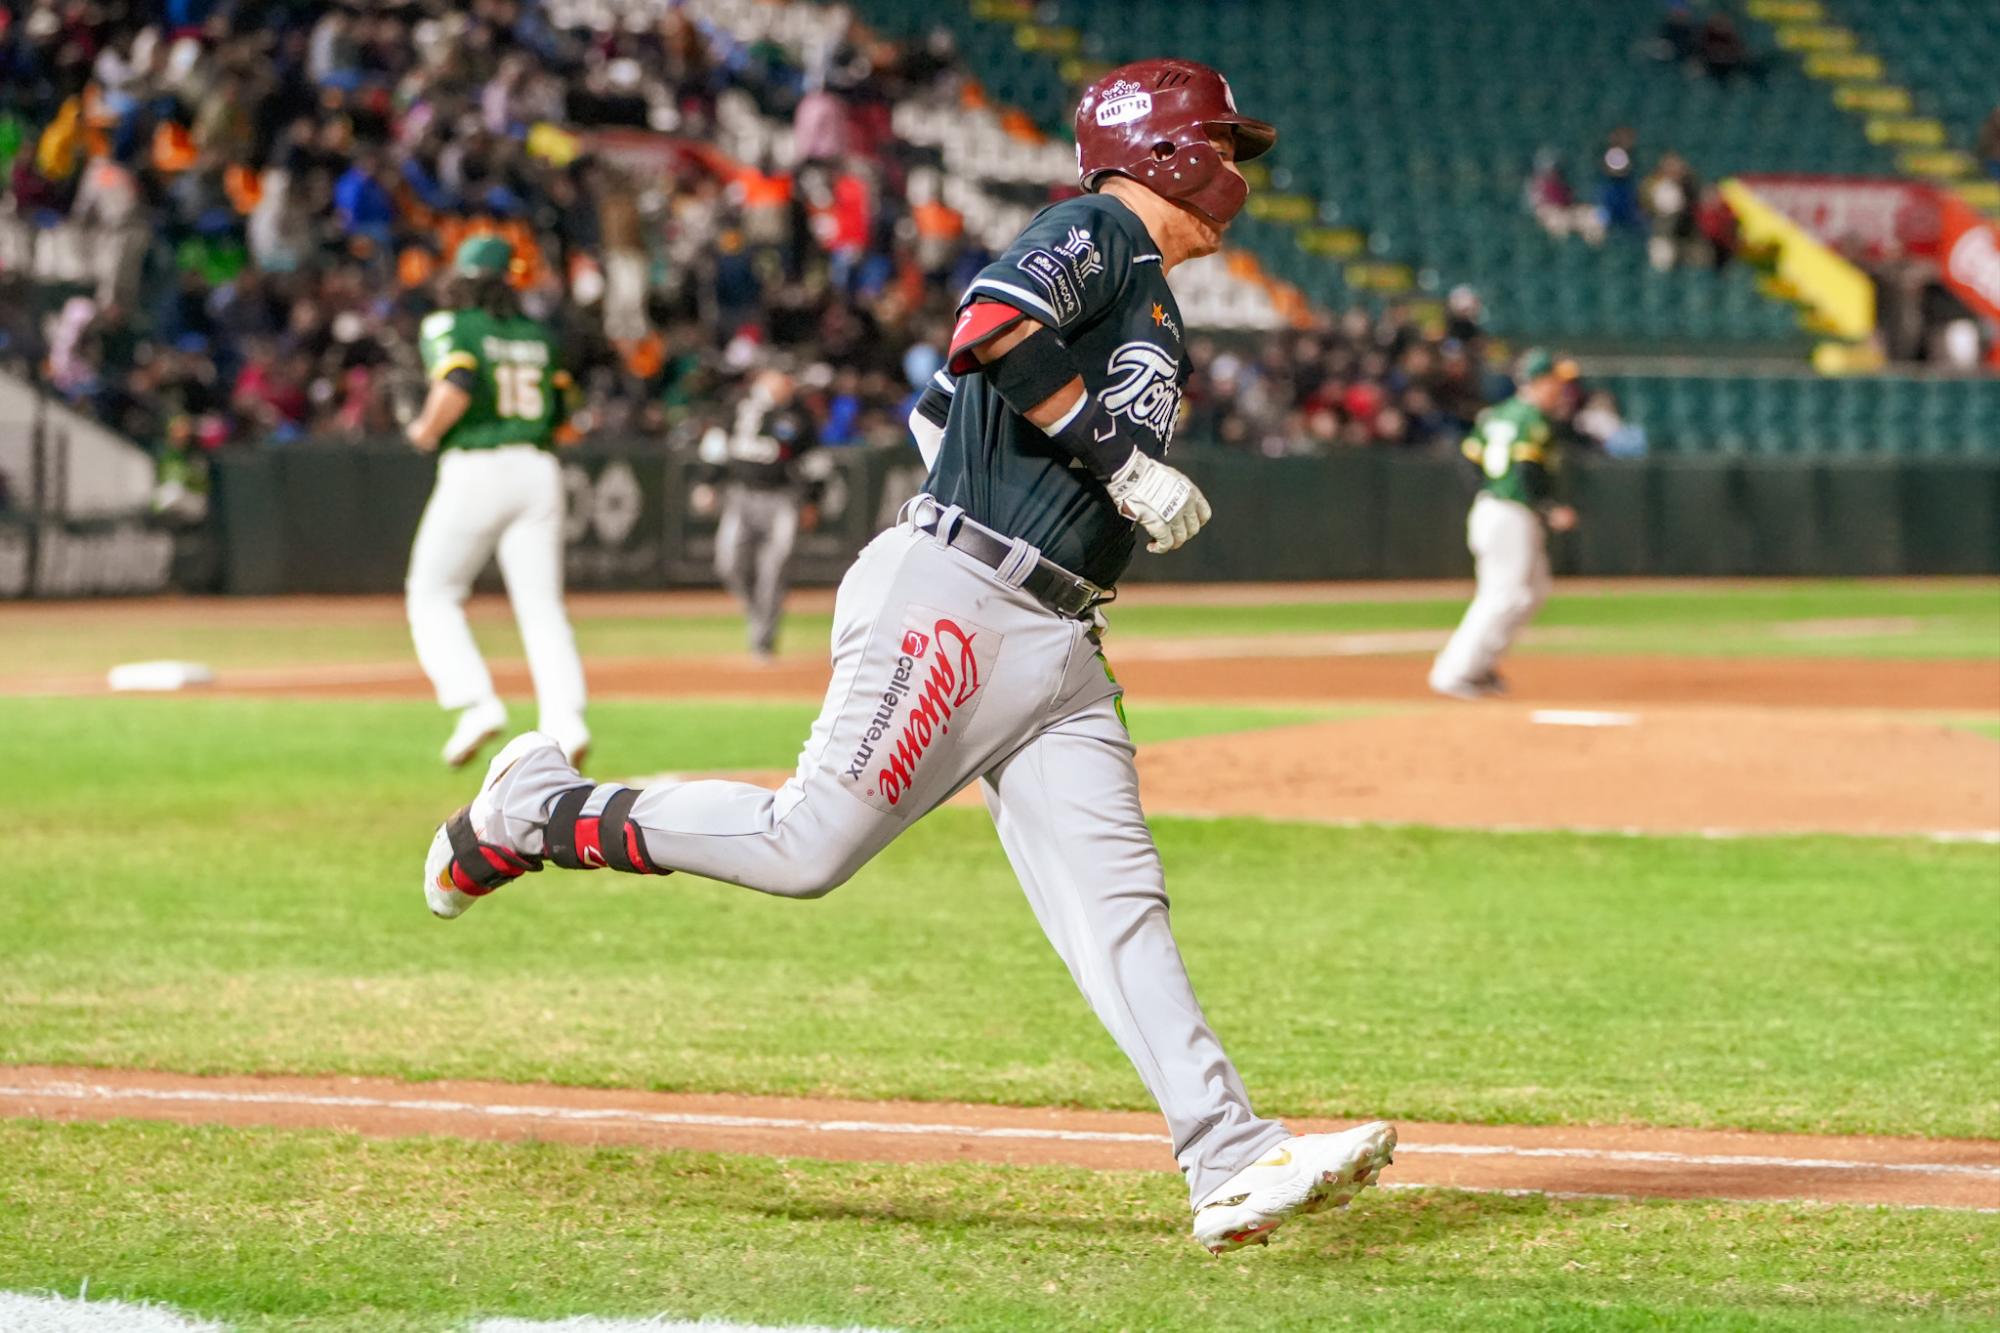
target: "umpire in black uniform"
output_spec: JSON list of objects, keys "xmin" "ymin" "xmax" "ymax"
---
[{"xmin": 696, "ymin": 369, "xmax": 828, "ymax": 660}]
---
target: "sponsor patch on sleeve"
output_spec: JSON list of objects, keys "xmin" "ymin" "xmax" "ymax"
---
[{"xmin": 1015, "ymin": 250, "xmax": 1083, "ymax": 325}]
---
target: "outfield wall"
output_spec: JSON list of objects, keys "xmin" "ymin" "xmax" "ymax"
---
[{"xmin": 204, "ymin": 444, "xmax": 2000, "ymax": 595}]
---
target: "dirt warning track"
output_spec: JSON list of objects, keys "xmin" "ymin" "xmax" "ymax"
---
[
  {"xmin": 136, "ymin": 653, "xmax": 1995, "ymax": 712},
  {"xmin": 4, "ymin": 1067, "xmax": 1995, "ymax": 1212}
]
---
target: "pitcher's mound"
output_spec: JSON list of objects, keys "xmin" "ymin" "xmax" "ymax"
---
[{"xmin": 1135, "ymin": 708, "xmax": 2000, "ymax": 838}]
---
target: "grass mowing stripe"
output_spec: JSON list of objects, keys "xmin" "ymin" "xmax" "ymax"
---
[{"xmin": 2, "ymin": 1120, "xmax": 1995, "ymax": 1332}]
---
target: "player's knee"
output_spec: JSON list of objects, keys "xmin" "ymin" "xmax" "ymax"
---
[
  {"xmin": 508, "ymin": 594, "xmax": 567, "ymax": 632},
  {"xmin": 762, "ymin": 833, "xmax": 878, "ymax": 900},
  {"xmin": 763, "ymin": 862, "xmax": 854, "ymax": 900},
  {"xmin": 406, "ymin": 577, "xmax": 470, "ymax": 607}
]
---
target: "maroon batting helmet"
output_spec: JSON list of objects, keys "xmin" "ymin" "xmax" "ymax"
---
[{"xmin": 1073, "ymin": 58, "xmax": 1277, "ymax": 226}]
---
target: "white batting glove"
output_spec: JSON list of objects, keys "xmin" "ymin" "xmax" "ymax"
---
[{"xmin": 1104, "ymin": 449, "xmax": 1212, "ymax": 553}]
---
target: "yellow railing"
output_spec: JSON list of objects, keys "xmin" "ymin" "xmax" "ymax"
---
[{"xmin": 1720, "ymin": 179, "xmax": 1875, "ymax": 342}]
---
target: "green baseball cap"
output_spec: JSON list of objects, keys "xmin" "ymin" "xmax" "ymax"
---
[
  {"xmin": 452, "ymin": 235, "xmax": 515, "ymax": 277},
  {"xmin": 1517, "ymin": 347, "xmax": 1580, "ymax": 382}
]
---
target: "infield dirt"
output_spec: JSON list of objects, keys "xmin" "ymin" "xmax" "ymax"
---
[{"xmin": 4, "ymin": 1066, "xmax": 1995, "ymax": 1211}]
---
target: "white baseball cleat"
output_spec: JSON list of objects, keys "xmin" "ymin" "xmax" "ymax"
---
[
  {"xmin": 1428, "ymin": 673, "xmax": 1500, "ymax": 701},
  {"xmin": 422, "ymin": 731, "xmax": 565, "ymax": 919},
  {"xmin": 546, "ymin": 723, "xmax": 592, "ymax": 771},
  {"xmin": 441, "ymin": 699, "xmax": 508, "ymax": 768},
  {"xmin": 1191, "ymin": 1121, "xmax": 1397, "ymax": 1254}
]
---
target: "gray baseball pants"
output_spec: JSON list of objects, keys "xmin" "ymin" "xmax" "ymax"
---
[
  {"xmin": 489, "ymin": 500, "xmax": 1290, "ymax": 1203},
  {"xmin": 714, "ymin": 484, "xmax": 801, "ymax": 655}
]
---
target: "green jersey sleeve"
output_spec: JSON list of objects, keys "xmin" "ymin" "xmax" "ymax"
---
[{"xmin": 419, "ymin": 310, "xmax": 481, "ymax": 384}]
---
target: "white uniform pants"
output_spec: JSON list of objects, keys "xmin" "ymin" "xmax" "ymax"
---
[
  {"xmin": 405, "ymin": 446, "xmax": 587, "ymax": 735},
  {"xmin": 1431, "ymin": 493, "xmax": 1552, "ymax": 689}
]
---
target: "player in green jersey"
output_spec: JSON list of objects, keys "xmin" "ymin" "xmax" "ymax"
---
[
  {"xmin": 1429, "ymin": 348, "xmax": 1581, "ymax": 699},
  {"xmin": 404, "ymin": 235, "xmax": 590, "ymax": 767}
]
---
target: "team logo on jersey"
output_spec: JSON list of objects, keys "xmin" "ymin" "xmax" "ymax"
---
[
  {"xmin": 1095, "ymin": 79, "xmax": 1152, "ymax": 126},
  {"xmin": 1101, "ymin": 341, "xmax": 1182, "ymax": 444},
  {"xmin": 841, "ymin": 608, "xmax": 1002, "ymax": 812}
]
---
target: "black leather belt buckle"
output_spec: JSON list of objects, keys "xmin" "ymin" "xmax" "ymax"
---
[
  {"xmin": 933, "ymin": 512, "xmax": 1100, "ymax": 620},
  {"xmin": 1027, "ymin": 565, "xmax": 1100, "ymax": 619}
]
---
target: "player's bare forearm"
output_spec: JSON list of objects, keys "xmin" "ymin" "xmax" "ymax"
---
[{"xmin": 407, "ymin": 380, "xmax": 472, "ymax": 452}]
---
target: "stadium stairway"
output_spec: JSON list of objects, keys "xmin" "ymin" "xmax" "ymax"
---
[{"xmin": 1780, "ymin": 0, "xmax": 2000, "ymax": 218}]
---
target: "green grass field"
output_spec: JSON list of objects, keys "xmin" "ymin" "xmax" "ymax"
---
[
  {"xmin": 6, "ymin": 1122, "xmax": 1996, "ymax": 1333},
  {"xmin": 1, "ymin": 580, "xmax": 1996, "ymax": 1330},
  {"xmin": 3, "ymin": 697, "xmax": 1996, "ymax": 1135}
]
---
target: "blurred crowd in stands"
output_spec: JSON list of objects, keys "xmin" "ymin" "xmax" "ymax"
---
[
  {"xmin": 0, "ymin": 0, "xmax": 1564, "ymax": 488},
  {"xmin": 1526, "ymin": 6, "xmax": 1754, "ymax": 267},
  {"xmin": 1525, "ymin": 127, "xmax": 1739, "ymax": 275},
  {"xmin": 1648, "ymin": 1, "xmax": 1764, "ymax": 85},
  {"xmin": 0, "ymin": 0, "xmax": 991, "ymax": 458},
  {"xmin": 1184, "ymin": 293, "xmax": 1518, "ymax": 455}
]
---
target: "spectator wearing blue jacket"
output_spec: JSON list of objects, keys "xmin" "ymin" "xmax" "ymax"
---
[{"xmin": 333, "ymin": 151, "xmax": 396, "ymax": 245}]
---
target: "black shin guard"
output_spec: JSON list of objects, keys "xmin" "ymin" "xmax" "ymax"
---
[{"xmin": 542, "ymin": 784, "xmax": 668, "ymax": 875}]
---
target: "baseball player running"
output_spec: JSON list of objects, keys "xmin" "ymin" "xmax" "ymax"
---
[
  {"xmin": 1429, "ymin": 348, "xmax": 1581, "ymax": 699},
  {"xmin": 421, "ymin": 61, "xmax": 1395, "ymax": 1253},
  {"xmin": 695, "ymin": 369, "xmax": 830, "ymax": 660},
  {"xmin": 405, "ymin": 236, "xmax": 591, "ymax": 768}
]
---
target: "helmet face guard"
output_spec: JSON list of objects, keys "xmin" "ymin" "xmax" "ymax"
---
[{"xmin": 1073, "ymin": 59, "xmax": 1277, "ymax": 225}]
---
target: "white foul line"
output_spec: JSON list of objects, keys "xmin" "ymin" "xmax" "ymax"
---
[{"xmin": 5, "ymin": 1082, "xmax": 1998, "ymax": 1185}]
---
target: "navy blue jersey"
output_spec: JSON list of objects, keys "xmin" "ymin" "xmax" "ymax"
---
[{"xmin": 926, "ymin": 192, "xmax": 1186, "ymax": 587}]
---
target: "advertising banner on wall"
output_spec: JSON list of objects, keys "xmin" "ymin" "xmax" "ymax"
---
[
  {"xmin": 1734, "ymin": 175, "xmax": 1939, "ymax": 259},
  {"xmin": 1933, "ymin": 193, "xmax": 2000, "ymax": 329},
  {"xmin": 1736, "ymin": 174, "xmax": 2000, "ymax": 365},
  {"xmin": 561, "ymin": 450, "xmax": 672, "ymax": 589}
]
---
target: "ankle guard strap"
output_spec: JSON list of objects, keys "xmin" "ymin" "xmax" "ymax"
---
[
  {"xmin": 444, "ymin": 807, "xmax": 541, "ymax": 896},
  {"xmin": 543, "ymin": 784, "xmax": 667, "ymax": 874}
]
